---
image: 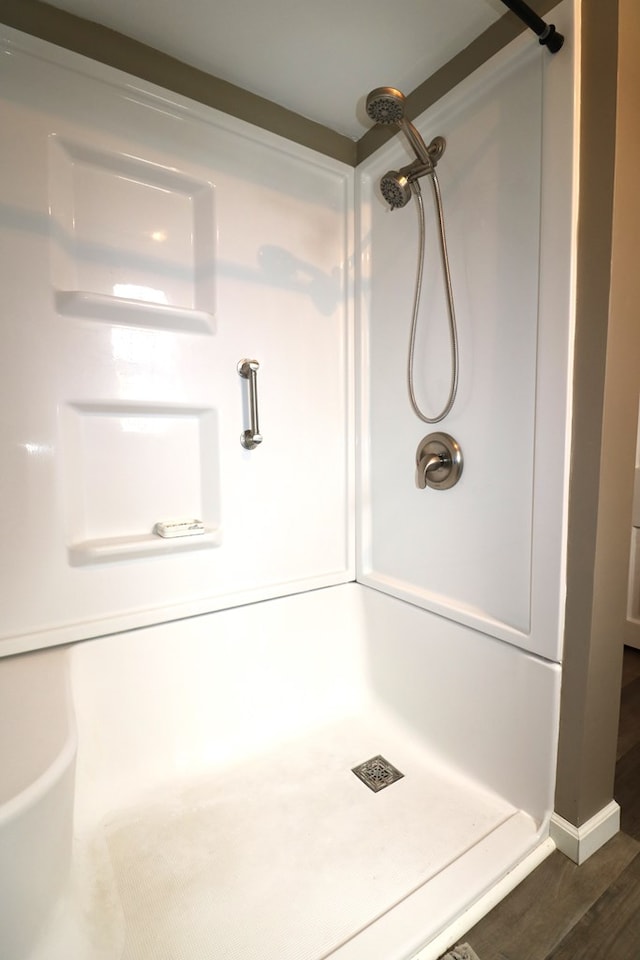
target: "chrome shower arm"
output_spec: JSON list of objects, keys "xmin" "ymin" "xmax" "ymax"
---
[{"xmin": 397, "ymin": 159, "xmax": 434, "ymax": 183}]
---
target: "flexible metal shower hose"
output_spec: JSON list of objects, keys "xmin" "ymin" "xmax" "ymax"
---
[{"xmin": 408, "ymin": 172, "xmax": 459, "ymax": 423}]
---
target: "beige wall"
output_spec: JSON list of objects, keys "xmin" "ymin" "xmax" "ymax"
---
[
  {"xmin": 0, "ymin": 0, "xmax": 357, "ymax": 164},
  {"xmin": 0, "ymin": 0, "xmax": 561, "ymax": 166},
  {"xmin": 616, "ymin": 1, "xmax": 640, "ymax": 651},
  {"xmin": 554, "ymin": 0, "xmax": 640, "ymax": 827}
]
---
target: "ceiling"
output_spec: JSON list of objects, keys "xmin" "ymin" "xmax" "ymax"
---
[{"xmin": 41, "ymin": 0, "xmax": 508, "ymax": 140}]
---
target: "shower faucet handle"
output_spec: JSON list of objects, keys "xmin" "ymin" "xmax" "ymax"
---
[
  {"xmin": 416, "ymin": 452, "xmax": 446, "ymax": 489},
  {"xmin": 415, "ymin": 432, "xmax": 463, "ymax": 490}
]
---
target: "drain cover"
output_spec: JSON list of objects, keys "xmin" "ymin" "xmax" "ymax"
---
[{"xmin": 351, "ymin": 755, "xmax": 404, "ymax": 793}]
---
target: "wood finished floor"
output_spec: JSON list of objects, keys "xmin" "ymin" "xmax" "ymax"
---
[{"xmin": 459, "ymin": 645, "xmax": 640, "ymax": 960}]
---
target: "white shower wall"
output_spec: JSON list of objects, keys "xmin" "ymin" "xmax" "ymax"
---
[
  {"xmin": 0, "ymin": 31, "xmax": 354, "ymax": 655},
  {"xmin": 357, "ymin": 27, "xmax": 575, "ymax": 662}
]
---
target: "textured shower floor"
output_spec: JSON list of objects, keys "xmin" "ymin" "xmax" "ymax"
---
[{"xmin": 34, "ymin": 707, "xmax": 522, "ymax": 960}]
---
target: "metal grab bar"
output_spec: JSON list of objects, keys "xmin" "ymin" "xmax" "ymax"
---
[{"xmin": 238, "ymin": 359, "xmax": 263, "ymax": 449}]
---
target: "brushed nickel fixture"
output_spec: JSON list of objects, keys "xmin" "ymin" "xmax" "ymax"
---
[
  {"xmin": 416, "ymin": 432, "xmax": 463, "ymax": 490},
  {"xmin": 366, "ymin": 87, "xmax": 445, "ymax": 184},
  {"xmin": 352, "ymin": 755, "xmax": 404, "ymax": 793},
  {"xmin": 238, "ymin": 359, "xmax": 262, "ymax": 450},
  {"xmin": 365, "ymin": 87, "xmax": 459, "ymax": 425}
]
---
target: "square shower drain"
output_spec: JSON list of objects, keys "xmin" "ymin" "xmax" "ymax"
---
[{"xmin": 351, "ymin": 755, "xmax": 404, "ymax": 793}]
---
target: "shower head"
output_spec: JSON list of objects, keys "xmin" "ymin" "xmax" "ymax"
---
[
  {"xmin": 380, "ymin": 166, "xmax": 416, "ymax": 210},
  {"xmin": 365, "ymin": 85, "xmax": 446, "ymax": 209},
  {"xmin": 365, "ymin": 85, "xmax": 434, "ymax": 168},
  {"xmin": 365, "ymin": 87, "xmax": 407, "ymax": 125}
]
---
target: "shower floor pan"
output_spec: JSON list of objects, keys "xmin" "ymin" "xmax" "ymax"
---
[{"xmin": 34, "ymin": 706, "xmax": 543, "ymax": 960}]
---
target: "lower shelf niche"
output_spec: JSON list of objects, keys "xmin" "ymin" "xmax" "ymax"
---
[
  {"xmin": 68, "ymin": 528, "xmax": 222, "ymax": 566},
  {"xmin": 62, "ymin": 401, "xmax": 220, "ymax": 564}
]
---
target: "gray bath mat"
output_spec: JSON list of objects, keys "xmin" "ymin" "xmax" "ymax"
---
[{"xmin": 439, "ymin": 945, "xmax": 481, "ymax": 960}]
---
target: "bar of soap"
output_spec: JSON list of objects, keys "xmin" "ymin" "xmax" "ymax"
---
[{"xmin": 153, "ymin": 520, "xmax": 205, "ymax": 538}]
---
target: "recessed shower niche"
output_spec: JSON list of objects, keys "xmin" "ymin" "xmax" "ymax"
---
[
  {"xmin": 61, "ymin": 402, "xmax": 221, "ymax": 564},
  {"xmin": 49, "ymin": 136, "xmax": 216, "ymax": 334}
]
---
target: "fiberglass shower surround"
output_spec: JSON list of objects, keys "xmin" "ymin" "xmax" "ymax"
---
[{"xmin": 0, "ymin": 6, "xmax": 575, "ymax": 960}]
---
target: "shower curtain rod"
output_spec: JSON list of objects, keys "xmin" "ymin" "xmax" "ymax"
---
[{"xmin": 498, "ymin": 0, "xmax": 564, "ymax": 52}]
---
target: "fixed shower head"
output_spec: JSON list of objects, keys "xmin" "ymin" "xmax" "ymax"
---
[
  {"xmin": 378, "ymin": 149, "xmax": 446, "ymax": 209},
  {"xmin": 380, "ymin": 166, "xmax": 415, "ymax": 210},
  {"xmin": 365, "ymin": 87, "xmax": 407, "ymax": 125}
]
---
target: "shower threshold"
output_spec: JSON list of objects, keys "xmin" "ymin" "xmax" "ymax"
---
[{"xmin": 32, "ymin": 705, "xmax": 544, "ymax": 960}]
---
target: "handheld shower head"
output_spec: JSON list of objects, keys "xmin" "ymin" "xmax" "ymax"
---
[
  {"xmin": 365, "ymin": 85, "xmax": 439, "ymax": 170},
  {"xmin": 365, "ymin": 87, "xmax": 407, "ymax": 125},
  {"xmin": 362, "ymin": 86, "xmax": 459, "ymax": 424}
]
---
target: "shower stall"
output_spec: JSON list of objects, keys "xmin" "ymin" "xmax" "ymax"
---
[{"xmin": 0, "ymin": 4, "xmax": 576, "ymax": 959}]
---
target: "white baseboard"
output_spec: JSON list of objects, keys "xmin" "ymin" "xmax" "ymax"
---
[{"xmin": 550, "ymin": 800, "xmax": 620, "ymax": 864}]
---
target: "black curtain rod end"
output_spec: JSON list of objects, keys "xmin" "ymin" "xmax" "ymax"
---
[{"xmin": 538, "ymin": 23, "xmax": 564, "ymax": 53}]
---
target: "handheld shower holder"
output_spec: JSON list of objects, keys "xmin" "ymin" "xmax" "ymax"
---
[
  {"xmin": 423, "ymin": 135, "xmax": 446, "ymax": 169},
  {"xmin": 380, "ymin": 138, "xmax": 446, "ymax": 210},
  {"xmin": 399, "ymin": 137, "xmax": 446, "ymax": 180}
]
